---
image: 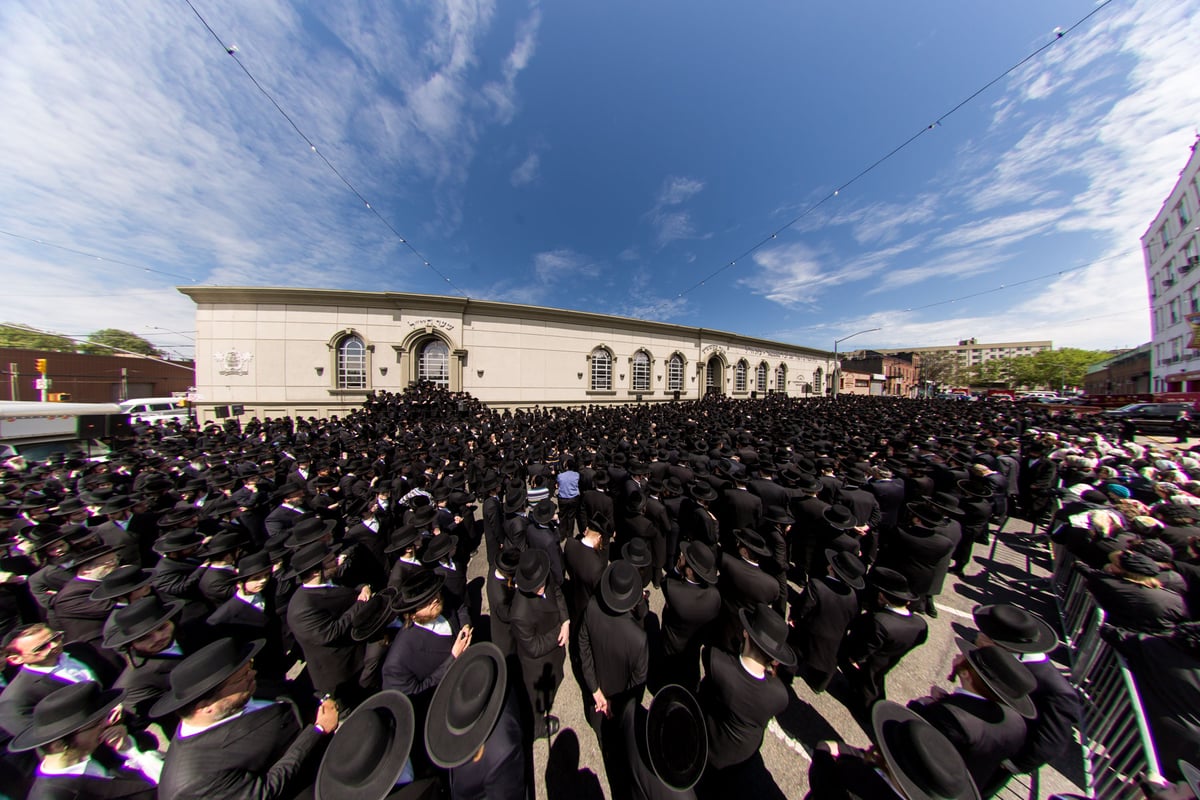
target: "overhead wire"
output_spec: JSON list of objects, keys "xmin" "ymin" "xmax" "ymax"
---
[
  {"xmin": 0, "ymin": 229, "xmax": 206, "ymax": 285},
  {"xmin": 180, "ymin": 0, "xmax": 467, "ymax": 298},
  {"xmin": 651, "ymin": 0, "xmax": 1119, "ymax": 316}
]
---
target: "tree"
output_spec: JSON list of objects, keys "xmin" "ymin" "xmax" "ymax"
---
[
  {"xmin": 81, "ymin": 329, "xmax": 163, "ymax": 358},
  {"xmin": 0, "ymin": 323, "xmax": 76, "ymax": 352},
  {"xmin": 959, "ymin": 348, "xmax": 1111, "ymax": 390},
  {"xmin": 916, "ymin": 351, "xmax": 960, "ymax": 387}
]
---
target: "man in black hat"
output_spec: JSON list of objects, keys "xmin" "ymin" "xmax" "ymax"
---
[
  {"xmin": 579, "ymin": 561, "xmax": 649, "ymax": 739},
  {"xmin": 906, "ymin": 640, "xmax": 1037, "ymax": 794},
  {"xmin": 836, "ymin": 469, "xmax": 882, "ymax": 563},
  {"xmin": 715, "ymin": 464, "xmax": 761, "ymax": 549},
  {"xmin": 788, "ymin": 473, "xmax": 830, "ymax": 581},
  {"xmin": 92, "ymin": 495, "xmax": 142, "ymax": 567},
  {"xmin": 563, "ymin": 513, "xmax": 610, "ymax": 620},
  {"xmin": 875, "ymin": 502, "xmax": 955, "ymax": 618},
  {"xmin": 808, "ymin": 700, "xmax": 981, "ymax": 799},
  {"xmin": 426, "ymin": 643, "xmax": 528, "ymax": 799},
  {"xmin": 9, "ymin": 681, "xmax": 161, "ymax": 799},
  {"xmin": 286, "ymin": 541, "xmax": 372, "ymax": 703},
  {"xmin": 49, "ymin": 546, "xmax": 121, "ymax": 654},
  {"xmin": 716, "ymin": 530, "xmax": 779, "ymax": 651},
  {"xmin": 421, "ymin": 533, "xmax": 468, "ymax": 619},
  {"xmin": 263, "ymin": 481, "xmax": 307, "ymax": 540},
  {"xmin": 659, "ymin": 541, "xmax": 721, "ymax": 693},
  {"xmin": 839, "ymin": 567, "xmax": 928, "ymax": 710},
  {"xmin": 383, "ymin": 570, "xmax": 473, "ymax": 700},
  {"xmin": 790, "ymin": 549, "xmax": 865, "ymax": 693},
  {"xmin": 485, "ymin": 550, "xmax": 522, "ymax": 659},
  {"xmin": 614, "ymin": 683, "xmax": 707, "ymax": 800},
  {"xmin": 509, "ymin": 549, "xmax": 569, "ymax": 738},
  {"xmin": 105, "ymin": 595, "xmax": 193, "ymax": 733},
  {"xmin": 0, "ymin": 622, "xmax": 117, "ymax": 740},
  {"xmin": 972, "ymin": 604, "xmax": 1080, "ymax": 791},
  {"xmin": 155, "ymin": 637, "xmax": 339, "ymax": 799},
  {"xmin": 196, "ymin": 530, "xmax": 248, "ymax": 607},
  {"xmin": 1017, "ymin": 442, "xmax": 1058, "ymax": 524},
  {"xmin": 698, "ymin": 603, "xmax": 792, "ymax": 788},
  {"xmin": 526, "ymin": 499, "xmax": 566, "ymax": 588},
  {"xmin": 680, "ymin": 481, "xmax": 720, "ymax": 550},
  {"xmin": 480, "ymin": 475, "xmax": 505, "ymax": 569},
  {"xmin": 581, "ymin": 473, "xmax": 616, "ymax": 544},
  {"xmin": 206, "ymin": 551, "xmax": 292, "ymax": 682},
  {"xmin": 148, "ymin": 529, "xmax": 207, "ymax": 605}
]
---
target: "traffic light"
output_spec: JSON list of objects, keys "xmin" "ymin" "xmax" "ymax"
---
[{"xmin": 34, "ymin": 358, "xmax": 47, "ymax": 374}]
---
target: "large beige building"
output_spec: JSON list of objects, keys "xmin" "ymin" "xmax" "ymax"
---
[
  {"xmin": 1144, "ymin": 137, "xmax": 1200, "ymax": 394},
  {"xmin": 179, "ymin": 287, "xmax": 832, "ymax": 422},
  {"xmin": 878, "ymin": 338, "xmax": 1052, "ymax": 372}
]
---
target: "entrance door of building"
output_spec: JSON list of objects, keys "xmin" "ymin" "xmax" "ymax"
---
[{"xmin": 705, "ymin": 356, "xmax": 724, "ymax": 396}]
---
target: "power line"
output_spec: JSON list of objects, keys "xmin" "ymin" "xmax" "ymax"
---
[
  {"xmin": 1, "ymin": 323, "xmax": 196, "ymax": 373},
  {"xmin": 180, "ymin": 0, "xmax": 468, "ymax": 298},
  {"xmin": 652, "ymin": 0, "xmax": 1119, "ymax": 315},
  {"xmin": 0, "ymin": 229, "xmax": 207, "ymax": 285}
]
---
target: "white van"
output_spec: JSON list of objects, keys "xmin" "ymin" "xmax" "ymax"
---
[{"xmin": 119, "ymin": 397, "xmax": 190, "ymax": 424}]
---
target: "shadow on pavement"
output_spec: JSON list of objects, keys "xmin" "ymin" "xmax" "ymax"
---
[{"xmin": 545, "ymin": 727, "xmax": 606, "ymax": 800}]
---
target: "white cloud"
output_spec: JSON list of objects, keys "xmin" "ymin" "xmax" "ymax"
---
[
  {"xmin": 646, "ymin": 175, "xmax": 706, "ymax": 247},
  {"xmin": 510, "ymin": 152, "xmax": 540, "ymax": 186},
  {"xmin": 532, "ymin": 248, "xmax": 599, "ymax": 283}
]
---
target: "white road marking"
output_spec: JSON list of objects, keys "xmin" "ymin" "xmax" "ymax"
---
[
  {"xmin": 768, "ymin": 718, "xmax": 812, "ymax": 761},
  {"xmin": 932, "ymin": 602, "xmax": 973, "ymax": 620}
]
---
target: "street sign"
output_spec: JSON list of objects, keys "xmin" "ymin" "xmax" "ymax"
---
[{"xmin": 33, "ymin": 378, "xmax": 51, "ymax": 390}]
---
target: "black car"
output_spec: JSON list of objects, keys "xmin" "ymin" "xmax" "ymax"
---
[{"xmin": 1100, "ymin": 402, "xmax": 1195, "ymax": 433}]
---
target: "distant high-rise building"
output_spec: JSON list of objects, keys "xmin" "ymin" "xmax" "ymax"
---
[
  {"xmin": 1144, "ymin": 137, "xmax": 1200, "ymax": 394},
  {"xmin": 877, "ymin": 338, "xmax": 1052, "ymax": 372}
]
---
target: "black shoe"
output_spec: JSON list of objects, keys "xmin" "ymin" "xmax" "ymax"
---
[
  {"xmin": 538, "ymin": 715, "xmax": 560, "ymax": 739},
  {"xmin": 926, "ymin": 603, "xmax": 939, "ymax": 619}
]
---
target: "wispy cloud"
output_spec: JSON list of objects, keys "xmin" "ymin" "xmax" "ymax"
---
[
  {"xmin": 533, "ymin": 248, "xmax": 599, "ymax": 283},
  {"xmin": 646, "ymin": 176, "xmax": 706, "ymax": 248},
  {"xmin": 510, "ymin": 152, "xmax": 540, "ymax": 186}
]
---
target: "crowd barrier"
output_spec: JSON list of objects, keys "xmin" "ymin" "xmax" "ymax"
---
[{"xmin": 1050, "ymin": 540, "xmax": 1165, "ymax": 799}]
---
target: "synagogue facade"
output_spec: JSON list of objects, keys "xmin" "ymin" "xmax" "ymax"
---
[{"xmin": 179, "ymin": 286, "xmax": 831, "ymax": 423}]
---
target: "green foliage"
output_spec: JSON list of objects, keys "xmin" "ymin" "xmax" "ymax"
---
[
  {"xmin": 960, "ymin": 348, "xmax": 1111, "ymax": 390},
  {"xmin": 0, "ymin": 324, "xmax": 76, "ymax": 352},
  {"xmin": 81, "ymin": 329, "xmax": 163, "ymax": 357}
]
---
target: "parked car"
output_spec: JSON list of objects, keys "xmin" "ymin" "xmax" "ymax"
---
[{"xmin": 1100, "ymin": 402, "xmax": 1195, "ymax": 433}]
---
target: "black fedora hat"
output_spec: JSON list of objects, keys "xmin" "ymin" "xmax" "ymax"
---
[
  {"xmin": 236, "ymin": 551, "xmax": 273, "ymax": 580},
  {"xmin": 957, "ymin": 479, "xmax": 993, "ymax": 499},
  {"xmin": 688, "ymin": 481, "xmax": 717, "ymax": 503},
  {"xmin": 763, "ymin": 505, "xmax": 795, "ymax": 526},
  {"xmin": 955, "ymin": 639, "xmax": 1037, "ymax": 719},
  {"xmin": 99, "ymin": 495, "xmax": 137, "ymax": 515},
  {"xmin": 907, "ymin": 501, "xmax": 947, "ymax": 528},
  {"xmin": 156, "ymin": 508, "xmax": 200, "ymax": 528},
  {"xmin": 420, "ymin": 534, "xmax": 458, "ymax": 565},
  {"xmin": 73, "ymin": 544, "xmax": 119, "ymax": 569},
  {"xmin": 284, "ymin": 516, "xmax": 337, "ymax": 549},
  {"xmin": 870, "ymin": 566, "xmax": 916, "ymax": 602},
  {"xmin": 530, "ymin": 498, "xmax": 557, "ymax": 526},
  {"xmin": 315, "ymin": 690, "xmax": 416, "ymax": 800},
  {"xmin": 352, "ymin": 587, "xmax": 399, "ymax": 642},
  {"xmin": 410, "ymin": 504, "xmax": 438, "ymax": 530},
  {"xmin": 972, "ymin": 604, "xmax": 1059, "ymax": 655},
  {"xmin": 625, "ymin": 490, "xmax": 647, "ymax": 516},
  {"xmin": 502, "ymin": 486, "xmax": 528, "ymax": 515},
  {"xmin": 680, "ymin": 540, "xmax": 718, "ymax": 585},
  {"xmin": 383, "ymin": 524, "xmax": 420, "ymax": 555},
  {"xmin": 150, "ymin": 637, "xmax": 264, "ymax": 718},
  {"xmin": 515, "ymin": 549, "xmax": 551, "ymax": 593},
  {"xmin": 930, "ymin": 492, "xmax": 962, "ymax": 516},
  {"xmin": 153, "ymin": 528, "xmax": 205, "ymax": 555},
  {"xmin": 496, "ymin": 548, "xmax": 522, "ymax": 577},
  {"xmin": 823, "ymin": 505, "xmax": 857, "ymax": 530},
  {"xmin": 103, "ymin": 594, "xmax": 185, "ymax": 650},
  {"xmin": 198, "ymin": 530, "xmax": 248, "ymax": 560},
  {"xmin": 8, "ymin": 681, "xmax": 125, "ymax": 752},
  {"xmin": 282, "ymin": 541, "xmax": 340, "ymax": 581},
  {"xmin": 622, "ymin": 537, "xmax": 652, "ymax": 568},
  {"xmin": 733, "ymin": 528, "xmax": 771, "ymax": 558},
  {"xmin": 738, "ymin": 603, "xmax": 796, "ymax": 668},
  {"xmin": 393, "ymin": 570, "xmax": 445, "ymax": 614},
  {"xmin": 425, "ymin": 642, "xmax": 508, "ymax": 769},
  {"xmin": 646, "ymin": 685, "xmax": 708, "ymax": 792},
  {"xmin": 825, "ymin": 548, "xmax": 866, "ymax": 590},
  {"xmin": 794, "ymin": 473, "xmax": 822, "ymax": 493},
  {"xmin": 89, "ymin": 565, "xmax": 153, "ymax": 602},
  {"xmin": 872, "ymin": 701, "xmax": 981, "ymax": 800},
  {"xmin": 600, "ymin": 561, "xmax": 643, "ymax": 614}
]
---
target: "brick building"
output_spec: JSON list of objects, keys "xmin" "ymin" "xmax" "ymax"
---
[
  {"xmin": 0, "ymin": 349, "xmax": 194, "ymax": 403},
  {"xmin": 1083, "ymin": 344, "xmax": 1151, "ymax": 396},
  {"xmin": 839, "ymin": 351, "xmax": 920, "ymax": 397}
]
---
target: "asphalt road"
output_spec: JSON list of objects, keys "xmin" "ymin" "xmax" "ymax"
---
[{"xmin": 463, "ymin": 513, "xmax": 1089, "ymax": 800}]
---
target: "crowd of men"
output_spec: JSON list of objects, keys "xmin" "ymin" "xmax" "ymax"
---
[{"xmin": 0, "ymin": 384, "xmax": 1198, "ymax": 799}]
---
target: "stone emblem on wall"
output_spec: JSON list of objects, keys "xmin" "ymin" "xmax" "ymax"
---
[{"xmin": 214, "ymin": 351, "xmax": 254, "ymax": 376}]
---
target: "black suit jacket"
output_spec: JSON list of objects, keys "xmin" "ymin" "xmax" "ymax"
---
[
  {"xmin": 563, "ymin": 538, "xmax": 607, "ymax": 618},
  {"xmin": 1009, "ymin": 656, "xmax": 1082, "ymax": 773},
  {"xmin": 115, "ymin": 649, "xmax": 187, "ymax": 732},
  {"xmin": 198, "ymin": 565, "xmax": 239, "ymax": 606},
  {"xmin": 866, "ymin": 479, "xmax": 906, "ymax": 533},
  {"xmin": 526, "ymin": 521, "xmax": 565, "ymax": 587},
  {"xmin": 875, "ymin": 526, "xmax": 954, "ymax": 598},
  {"xmin": 1083, "ymin": 569, "xmax": 1188, "ymax": 634},
  {"xmin": 717, "ymin": 488, "xmax": 761, "ymax": 543},
  {"xmin": 285, "ymin": 585, "xmax": 362, "ymax": 697},
  {"xmin": 699, "ymin": 646, "xmax": 788, "ymax": 770},
  {"xmin": 0, "ymin": 643, "xmax": 117, "ymax": 738},
  {"xmin": 49, "ymin": 578, "xmax": 114, "ymax": 648},
  {"xmin": 839, "ymin": 606, "xmax": 928, "ymax": 706},
  {"xmin": 509, "ymin": 582, "xmax": 568, "ymax": 677},
  {"xmin": 660, "ymin": 576, "xmax": 721, "ymax": 656},
  {"xmin": 151, "ymin": 556, "xmax": 205, "ymax": 603},
  {"xmin": 382, "ymin": 621, "xmax": 461, "ymax": 699},
  {"xmin": 790, "ymin": 576, "xmax": 860, "ymax": 678},
  {"xmin": 448, "ymin": 688, "xmax": 527, "ymax": 800},
  {"xmin": 908, "ymin": 691, "xmax": 1026, "ymax": 793},
  {"xmin": 159, "ymin": 700, "xmax": 322, "ymax": 800},
  {"xmin": 485, "ymin": 572, "xmax": 517, "ymax": 656},
  {"xmin": 27, "ymin": 761, "xmax": 156, "ymax": 800},
  {"xmin": 578, "ymin": 596, "xmax": 647, "ymax": 699},
  {"xmin": 717, "ymin": 556, "xmax": 778, "ymax": 612},
  {"xmin": 92, "ymin": 520, "xmax": 141, "ymax": 567}
]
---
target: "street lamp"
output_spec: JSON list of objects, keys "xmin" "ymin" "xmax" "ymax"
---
[{"xmin": 832, "ymin": 327, "xmax": 882, "ymax": 398}]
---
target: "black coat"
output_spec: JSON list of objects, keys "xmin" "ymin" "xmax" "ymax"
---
[
  {"xmin": 526, "ymin": 521, "xmax": 565, "ymax": 588},
  {"xmin": 1083, "ymin": 569, "xmax": 1188, "ymax": 634},
  {"xmin": 660, "ymin": 576, "xmax": 721, "ymax": 657},
  {"xmin": 49, "ymin": 578, "xmax": 115, "ymax": 650},
  {"xmin": 158, "ymin": 700, "xmax": 322, "ymax": 800},
  {"xmin": 92, "ymin": 520, "xmax": 142, "ymax": 567},
  {"xmin": 908, "ymin": 691, "xmax": 1027, "ymax": 794},
  {"xmin": 381, "ymin": 619, "xmax": 462, "ymax": 699},
  {"xmin": 838, "ymin": 606, "xmax": 928, "ymax": 707},
  {"xmin": 285, "ymin": 584, "xmax": 362, "ymax": 698},
  {"xmin": 484, "ymin": 571, "xmax": 517, "ymax": 656},
  {"xmin": 27, "ymin": 759, "xmax": 157, "ymax": 800},
  {"xmin": 509, "ymin": 582, "xmax": 568, "ymax": 704},
  {"xmin": 698, "ymin": 646, "xmax": 788, "ymax": 770},
  {"xmin": 150, "ymin": 556, "xmax": 205, "ymax": 603},
  {"xmin": 790, "ymin": 575, "xmax": 860, "ymax": 691},
  {"xmin": 115, "ymin": 649, "xmax": 187, "ymax": 732},
  {"xmin": 578, "ymin": 596, "xmax": 648, "ymax": 701},
  {"xmin": 1008, "ymin": 656, "xmax": 1082, "ymax": 774},
  {"xmin": 563, "ymin": 538, "xmax": 607, "ymax": 618},
  {"xmin": 717, "ymin": 488, "xmax": 762, "ymax": 543},
  {"xmin": 875, "ymin": 526, "xmax": 954, "ymax": 599},
  {"xmin": 198, "ymin": 565, "xmax": 240, "ymax": 606},
  {"xmin": 866, "ymin": 479, "xmax": 906, "ymax": 533},
  {"xmin": 448, "ymin": 687, "xmax": 528, "ymax": 800}
]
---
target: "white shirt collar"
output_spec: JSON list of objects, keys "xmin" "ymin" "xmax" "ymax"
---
[
  {"xmin": 178, "ymin": 698, "xmax": 275, "ymax": 739},
  {"xmin": 414, "ymin": 615, "xmax": 453, "ymax": 636},
  {"xmin": 1019, "ymin": 652, "xmax": 1048, "ymax": 663}
]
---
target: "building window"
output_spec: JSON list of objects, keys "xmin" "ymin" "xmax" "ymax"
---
[
  {"xmin": 590, "ymin": 347, "xmax": 612, "ymax": 390},
  {"xmin": 667, "ymin": 354, "xmax": 684, "ymax": 392},
  {"xmin": 813, "ymin": 368, "xmax": 823, "ymax": 395},
  {"xmin": 418, "ymin": 339, "xmax": 450, "ymax": 386},
  {"xmin": 756, "ymin": 362, "xmax": 768, "ymax": 393},
  {"xmin": 734, "ymin": 360, "xmax": 748, "ymax": 392},
  {"xmin": 775, "ymin": 363, "xmax": 787, "ymax": 393},
  {"xmin": 1179, "ymin": 195, "xmax": 1191, "ymax": 229},
  {"xmin": 631, "ymin": 350, "xmax": 651, "ymax": 392},
  {"xmin": 336, "ymin": 335, "xmax": 367, "ymax": 389}
]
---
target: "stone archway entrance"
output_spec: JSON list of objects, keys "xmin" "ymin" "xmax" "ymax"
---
[{"xmin": 705, "ymin": 356, "xmax": 724, "ymax": 396}]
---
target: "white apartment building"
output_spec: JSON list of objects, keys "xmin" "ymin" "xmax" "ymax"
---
[
  {"xmin": 1145, "ymin": 137, "xmax": 1200, "ymax": 393},
  {"xmin": 878, "ymin": 338, "xmax": 1051, "ymax": 370}
]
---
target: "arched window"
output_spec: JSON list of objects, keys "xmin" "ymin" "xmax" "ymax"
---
[
  {"xmin": 813, "ymin": 368, "xmax": 824, "ymax": 395},
  {"xmin": 775, "ymin": 363, "xmax": 787, "ymax": 393},
  {"xmin": 336, "ymin": 335, "xmax": 367, "ymax": 389},
  {"xmin": 734, "ymin": 360, "xmax": 748, "ymax": 393},
  {"xmin": 591, "ymin": 347, "xmax": 612, "ymax": 390},
  {"xmin": 667, "ymin": 354, "xmax": 685, "ymax": 392},
  {"xmin": 418, "ymin": 339, "xmax": 450, "ymax": 386},
  {"xmin": 631, "ymin": 350, "xmax": 651, "ymax": 392},
  {"xmin": 756, "ymin": 362, "xmax": 768, "ymax": 394}
]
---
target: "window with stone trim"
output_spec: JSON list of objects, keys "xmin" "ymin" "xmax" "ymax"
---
[
  {"xmin": 336, "ymin": 335, "xmax": 367, "ymax": 389},
  {"xmin": 667, "ymin": 354, "xmax": 685, "ymax": 392},
  {"xmin": 418, "ymin": 339, "xmax": 450, "ymax": 386},
  {"xmin": 631, "ymin": 350, "xmax": 651, "ymax": 392},
  {"xmin": 756, "ymin": 362, "xmax": 768, "ymax": 393},
  {"xmin": 591, "ymin": 347, "xmax": 613, "ymax": 391},
  {"xmin": 734, "ymin": 360, "xmax": 748, "ymax": 392},
  {"xmin": 775, "ymin": 363, "xmax": 787, "ymax": 393}
]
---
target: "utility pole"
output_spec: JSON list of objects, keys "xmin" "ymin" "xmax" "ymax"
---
[
  {"xmin": 35, "ymin": 358, "xmax": 48, "ymax": 402},
  {"xmin": 8, "ymin": 362, "xmax": 18, "ymax": 401},
  {"xmin": 120, "ymin": 367, "xmax": 129, "ymax": 402},
  {"xmin": 831, "ymin": 328, "xmax": 882, "ymax": 398}
]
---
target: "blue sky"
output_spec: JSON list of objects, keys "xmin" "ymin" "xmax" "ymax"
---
[{"xmin": 2, "ymin": 0, "xmax": 1199, "ymax": 361}]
